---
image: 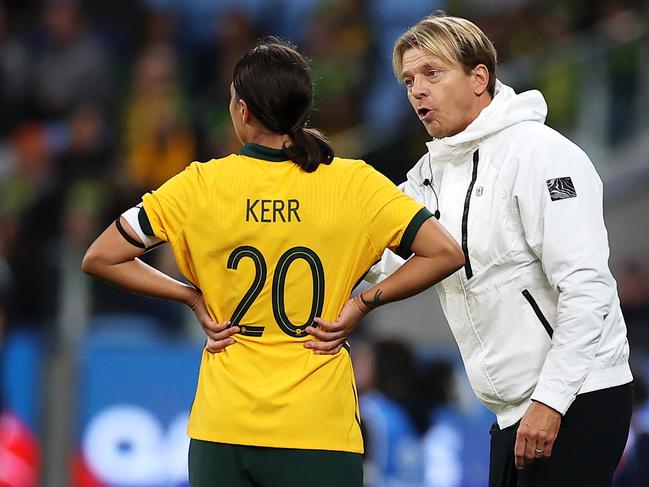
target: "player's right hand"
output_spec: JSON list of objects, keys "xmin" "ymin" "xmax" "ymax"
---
[
  {"xmin": 190, "ymin": 291, "xmax": 240, "ymax": 353},
  {"xmin": 303, "ymin": 297, "xmax": 366, "ymax": 354}
]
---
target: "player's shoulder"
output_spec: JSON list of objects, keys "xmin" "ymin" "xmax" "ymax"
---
[
  {"xmin": 326, "ymin": 156, "xmax": 379, "ymax": 178},
  {"xmin": 181, "ymin": 154, "xmax": 240, "ymax": 177},
  {"xmin": 197, "ymin": 153, "xmax": 240, "ymax": 168},
  {"xmin": 328, "ymin": 156, "xmax": 366, "ymax": 169},
  {"xmin": 327, "ymin": 157, "xmax": 392, "ymax": 187}
]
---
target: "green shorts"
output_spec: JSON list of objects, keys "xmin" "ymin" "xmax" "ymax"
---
[{"xmin": 189, "ymin": 439, "xmax": 363, "ymax": 487}]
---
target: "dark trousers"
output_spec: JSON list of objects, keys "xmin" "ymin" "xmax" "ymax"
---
[{"xmin": 489, "ymin": 382, "xmax": 633, "ymax": 487}]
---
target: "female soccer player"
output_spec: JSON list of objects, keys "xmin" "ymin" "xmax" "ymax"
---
[{"xmin": 82, "ymin": 39, "xmax": 464, "ymax": 487}]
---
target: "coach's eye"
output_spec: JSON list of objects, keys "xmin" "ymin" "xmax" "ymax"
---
[
  {"xmin": 427, "ymin": 70, "xmax": 439, "ymax": 78},
  {"xmin": 404, "ymin": 78, "xmax": 414, "ymax": 88}
]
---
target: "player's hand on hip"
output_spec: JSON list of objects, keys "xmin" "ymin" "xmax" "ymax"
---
[
  {"xmin": 303, "ymin": 297, "xmax": 366, "ymax": 354},
  {"xmin": 189, "ymin": 291, "xmax": 239, "ymax": 353},
  {"xmin": 514, "ymin": 400, "xmax": 562, "ymax": 469}
]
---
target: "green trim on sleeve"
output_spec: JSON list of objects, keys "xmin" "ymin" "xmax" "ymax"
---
[
  {"xmin": 395, "ymin": 207, "xmax": 434, "ymax": 259},
  {"xmin": 138, "ymin": 205, "xmax": 155, "ymax": 237}
]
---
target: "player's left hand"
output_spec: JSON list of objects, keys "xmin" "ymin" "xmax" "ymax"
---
[
  {"xmin": 303, "ymin": 297, "xmax": 366, "ymax": 354},
  {"xmin": 514, "ymin": 400, "xmax": 562, "ymax": 469}
]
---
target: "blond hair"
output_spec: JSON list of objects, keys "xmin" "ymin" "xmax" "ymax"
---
[{"xmin": 393, "ymin": 12, "xmax": 497, "ymax": 96}]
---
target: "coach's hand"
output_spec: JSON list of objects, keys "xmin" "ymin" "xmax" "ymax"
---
[
  {"xmin": 514, "ymin": 401, "xmax": 562, "ymax": 469},
  {"xmin": 303, "ymin": 297, "xmax": 367, "ymax": 354},
  {"xmin": 189, "ymin": 291, "xmax": 240, "ymax": 353}
]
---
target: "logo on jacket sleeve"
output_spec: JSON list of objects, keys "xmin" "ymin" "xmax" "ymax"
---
[{"xmin": 546, "ymin": 177, "xmax": 576, "ymax": 201}]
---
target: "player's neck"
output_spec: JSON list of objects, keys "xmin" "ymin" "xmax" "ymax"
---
[{"xmin": 245, "ymin": 126, "xmax": 289, "ymax": 150}]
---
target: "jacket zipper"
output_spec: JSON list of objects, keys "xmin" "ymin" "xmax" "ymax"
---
[
  {"xmin": 522, "ymin": 289, "xmax": 554, "ymax": 338},
  {"xmin": 461, "ymin": 150, "xmax": 479, "ymax": 279}
]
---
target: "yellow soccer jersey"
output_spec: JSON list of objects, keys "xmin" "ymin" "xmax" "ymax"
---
[{"xmin": 141, "ymin": 143, "xmax": 431, "ymax": 453}]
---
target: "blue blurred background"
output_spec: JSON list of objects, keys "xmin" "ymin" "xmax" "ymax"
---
[{"xmin": 1, "ymin": 0, "xmax": 648, "ymax": 486}]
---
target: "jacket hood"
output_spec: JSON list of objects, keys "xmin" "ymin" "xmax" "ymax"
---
[{"xmin": 424, "ymin": 80, "xmax": 548, "ymax": 161}]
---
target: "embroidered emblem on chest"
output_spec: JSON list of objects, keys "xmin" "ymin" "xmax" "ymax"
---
[{"xmin": 546, "ymin": 177, "xmax": 576, "ymax": 201}]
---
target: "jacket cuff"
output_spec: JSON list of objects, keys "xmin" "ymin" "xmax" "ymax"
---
[
  {"xmin": 363, "ymin": 270, "xmax": 382, "ymax": 285},
  {"xmin": 530, "ymin": 383, "xmax": 576, "ymax": 416}
]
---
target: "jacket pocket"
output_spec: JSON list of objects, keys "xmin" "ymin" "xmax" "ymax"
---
[
  {"xmin": 522, "ymin": 289, "xmax": 553, "ymax": 338},
  {"xmin": 462, "ymin": 149, "xmax": 479, "ymax": 279}
]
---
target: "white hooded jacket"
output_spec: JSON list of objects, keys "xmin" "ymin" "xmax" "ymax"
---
[{"xmin": 368, "ymin": 81, "xmax": 632, "ymax": 428}]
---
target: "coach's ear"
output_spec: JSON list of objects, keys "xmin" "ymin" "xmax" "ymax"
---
[{"xmin": 472, "ymin": 64, "xmax": 489, "ymax": 97}]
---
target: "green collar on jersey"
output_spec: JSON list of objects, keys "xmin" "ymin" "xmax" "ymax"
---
[{"xmin": 240, "ymin": 143, "xmax": 288, "ymax": 162}]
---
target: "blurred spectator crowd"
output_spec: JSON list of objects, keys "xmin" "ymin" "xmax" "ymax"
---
[{"xmin": 0, "ymin": 0, "xmax": 647, "ymax": 332}]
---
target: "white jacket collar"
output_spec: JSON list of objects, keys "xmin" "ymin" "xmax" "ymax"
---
[{"xmin": 424, "ymin": 80, "xmax": 548, "ymax": 163}]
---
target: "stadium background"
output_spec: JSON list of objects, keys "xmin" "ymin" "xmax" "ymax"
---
[{"xmin": 0, "ymin": 0, "xmax": 648, "ymax": 485}]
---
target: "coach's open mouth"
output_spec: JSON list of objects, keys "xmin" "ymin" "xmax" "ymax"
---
[{"xmin": 417, "ymin": 107, "xmax": 432, "ymax": 121}]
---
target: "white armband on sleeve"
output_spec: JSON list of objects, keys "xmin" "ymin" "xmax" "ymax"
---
[{"xmin": 121, "ymin": 205, "xmax": 162, "ymax": 248}]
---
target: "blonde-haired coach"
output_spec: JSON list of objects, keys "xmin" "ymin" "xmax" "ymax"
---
[{"xmin": 312, "ymin": 13, "xmax": 633, "ymax": 487}]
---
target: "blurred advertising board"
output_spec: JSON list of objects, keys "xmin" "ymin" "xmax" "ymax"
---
[
  {"xmin": 74, "ymin": 333, "xmax": 202, "ymax": 487},
  {"xmin": 1, "ymin": 330, "xmax": 43, "ymax": 487}
]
